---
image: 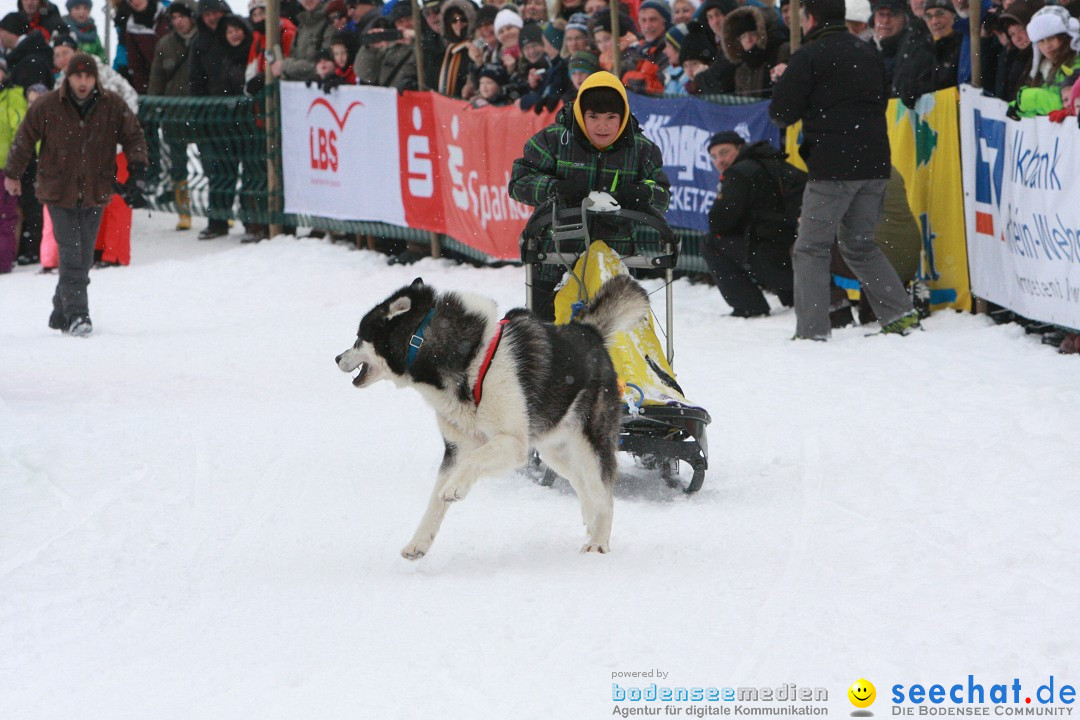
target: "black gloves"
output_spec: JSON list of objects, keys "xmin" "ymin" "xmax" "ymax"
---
[
  {"xmin": 553, "ymin": 176, "xmax": 590, "ymax": 206},
  {"xmin": 320, "ymin": 74, "xmax": 345, "ymax": 94},
  {"xmin": 614, "ymin": 182, "xmax": 652, "ymax": 211},
  {"xmin": 246, "ymin": 74, "xmax": 266, "ymax": 96},
  {"xmin": 117, "ymin": 164, "xmax": 148, "ymax": 209}
]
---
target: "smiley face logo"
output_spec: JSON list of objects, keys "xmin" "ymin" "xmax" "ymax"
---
[{"xmin": 848, "ymin": 679, "xmax": 876, "ymax": 709}]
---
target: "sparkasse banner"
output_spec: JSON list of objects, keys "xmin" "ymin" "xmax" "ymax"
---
[{"xmin": 960, "ymin": 85, "xmax": 1080, "ymax": 328}]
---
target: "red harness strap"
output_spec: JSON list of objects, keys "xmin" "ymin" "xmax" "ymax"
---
[{"xmin": 473, "ymin": 319, "xmax": 509, "ymax": 406}]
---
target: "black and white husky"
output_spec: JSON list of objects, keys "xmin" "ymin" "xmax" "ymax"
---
[{"xmin": 336, "ymin": 275, "xmax": 649, "ymax": 560}]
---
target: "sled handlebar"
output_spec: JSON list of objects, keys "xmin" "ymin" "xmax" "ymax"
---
[{"xmin": 520, "ymin": 200, "xmax": 679, "ymax": 270}]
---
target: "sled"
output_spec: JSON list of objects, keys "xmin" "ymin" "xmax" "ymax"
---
[{"xmin": 520, "ymin": 197, "xmax": 711, "ymax": 493}]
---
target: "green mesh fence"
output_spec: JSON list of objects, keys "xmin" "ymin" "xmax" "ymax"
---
[
  {"xmin": 139, "ymin": 90, "xmax": 279, "ymax": 228},
  {"xmin": 137, "ymin": 86, "xmax": 724, "ymax": 273}
]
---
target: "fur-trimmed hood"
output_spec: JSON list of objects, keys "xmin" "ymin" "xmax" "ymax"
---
[
  {"xmin": 441, "ymin": 0, "xmax": 477, "ymax": 42},
  {"xmin": 721, "ymin": 6, "xmax": 767, "ymax": 63}
]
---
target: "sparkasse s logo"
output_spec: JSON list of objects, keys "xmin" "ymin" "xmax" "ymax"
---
[{"xmin": 306, "ymin": 98, "xmax": 364, "ymax": 173}]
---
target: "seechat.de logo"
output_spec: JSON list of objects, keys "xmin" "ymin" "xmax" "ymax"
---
[{"xmin": 850, "ymin": 679, "xmax": 877, "ymax": 716}]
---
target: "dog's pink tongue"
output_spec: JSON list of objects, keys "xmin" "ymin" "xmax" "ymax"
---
[{"xmin": 352, "ymin": 363, "xmax": 368, "ymax": 387}]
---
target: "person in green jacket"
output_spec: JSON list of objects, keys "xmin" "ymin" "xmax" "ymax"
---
[
  {"xmin": 509, "ymin": 70, "xmax": 671, "ymax": 320},
  {"xmin": 61, "ymin": 0, "xmax": 107, "ymax": 61},
  {"xmin": 0, "ymin": 58, "xmax": 28, "ymax": 273},
  {"xmin": 1010, "ymin": 5, "xmax": 1080, "ymax": 118}
]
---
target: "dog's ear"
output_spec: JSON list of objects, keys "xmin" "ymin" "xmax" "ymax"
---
[
  {"xmin": 387, "ymin": 296, "xmax": 412, "ymax": 320},
  {"xmin": 410, "ymin": 277, "xmax": 424, "ymax": 287}
]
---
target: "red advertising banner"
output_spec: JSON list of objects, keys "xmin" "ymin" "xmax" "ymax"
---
[{"xmin": 398, "ymin": 92, "xmax": 557, "ymax": 259}]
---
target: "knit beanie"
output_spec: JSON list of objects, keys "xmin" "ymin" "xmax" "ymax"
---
[
  {"xmin": 706, "ymin": 130, "xmax": 745, "ymax": 151},
  {"xmin": 589, "ymin": 8, "xmax": 638, "ymax": 37},
  {"xmin": 1026, "ymin": 5, "xmax": 1080, "ymax": 78},
  {"xmin": 0, "ymin": 12, "xmax": 30, "ymax": 36},
  {"xmin": 639, "ymin": 0, "xmax": 673, "ymax": 27},
  {"xmin": 543, "ymin": 20, "xmax": 564, "ymax": 50},
  {"xmin": 566, "ymin": 11, "xmax": 589, "ymax": 34},
  {"xmin": 568, "ymin": 49, "xmax": 600, "ymax": 74},
  {"xmin": 67, "ymin": 52, "xmax": 99, "ymax": 79},
  {"xmin": 665, "ymin": 22, "xmax": 688, "ymax": 51},
  {"xmin": 519, "ymin": 20, "xmax": 544, "ymax": 47},
  {"xmin": 678, "ymin": 20, "xmax": 715, "ymax": 64},
  {"xmin": 66, "ymin": 0, "xmax": 93, "ymax": 9},
  {"xmin": 476, "ymin": 4, "xmax": 499, "ymax": 26},
  {"xmin": 494, "ymin": 7, "xmax": 524, "ymax": 35}
]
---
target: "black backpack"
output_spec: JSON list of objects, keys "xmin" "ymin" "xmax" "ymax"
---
[{"xmin": 750, "ymin": 156, "xmax": 807, "ymax": 243}]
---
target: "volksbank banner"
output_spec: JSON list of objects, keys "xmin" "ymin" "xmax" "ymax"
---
[
  {"xmin": 280, "ymin": 83, "xmax": 778, "ymax": 256},
  {"xmin": 960, "ymin": 85, "xmax": 1080, "ymax": 329}
]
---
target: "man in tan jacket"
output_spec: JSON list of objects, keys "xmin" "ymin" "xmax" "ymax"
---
[{"xmin": 4, "ymin": 53, "xmax": 148, "ymax": 337}]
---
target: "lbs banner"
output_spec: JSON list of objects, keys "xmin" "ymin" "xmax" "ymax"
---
[
  {"xmin": 280, "ymin": 82, "xmax": 777, "ymax": 258},
  {"xmin": 960, "ymin": 85, "xmax": 1080, "ymax": 329}
]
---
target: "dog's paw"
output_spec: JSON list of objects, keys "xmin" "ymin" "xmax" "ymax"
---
[
  {"xmin": 439, "ymin": 482, "xmax": 470, "ymax": 503},
  {"xmin": 401, "ymin": 543, "xmax": 428, "ymax": 561},
  {"xmin": 581, "ymin": 542, "xmax": 610, "ymax": 554}
]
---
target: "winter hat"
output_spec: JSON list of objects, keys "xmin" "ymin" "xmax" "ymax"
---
[
  {"xmin": 870, "ymin": 0, "xmax": 907, "ymax": 13},
  {"xmin": 52, "ymin": 32, "xmax": 80, "ymax": 49},
  {"xmin": 325, "ymin": 0, "xmax": 346, "ymax": 16},
  {"xmin": 67, "ymin": 52, "xmax": 99, "ymax": 78},
  {"xmin": 699, "ymin": 0, "xmax": 736, "ymax": 18},
  {"xmin": 169, "ymin": 0, "xmax": 196, "ymax": 17},
  {"xmin": 315, "ymin": 48, "xmax": 335, "ymax": 63},
  {"xmin": 0, "ymin": 13, "xmax": 30, "ymax": 36},
  {"xmin": 724, "ymin": 6, "xmax": 761, "ymax": 38},
  {"xmin": 845, "ymin": 0, "xmax": 871, "ymax": 23},
  {"xmin": 922, "ymin": 0, "xmax": 956, "ymax": 14},
  {"xmin": 248, "ymin": 0, "xmax": 266, "ymax": 10},
  {"xmin": 590, "ymin": 9, "xmax": 638, "ymax": 37},
  {"xmin": 198, "ymin": 0, "xmax": 232, "ymax": 15},
  {"xmin": 494, "ymin": 7, "xmax": 524, "ymax": 35},
  {"xmin": 639, "ymin": 0, "xmax": 673, "ymax": 27},
  {"xmin": 421, "ymin": 0, "xmax": 440, "ymax": 10},
  {"xmin": 519, "ymin": 20, "xmax": 544, "ymax": 47},
  {"xmin": 566, "ymin": 11, "xmax": 589, "ymax": 34},
  {"xmin": 66, "ymin": 0, "xmax": 93, "ymax": 9},
  {"xmin": 476, "ymin": 4, "xmax": 499, "ymax": 26},
  {"xmin": 388, "ymin": 1, "xmax": 413, "ymax": 23},
  {"xmin": 706, "ymin": 130, "xmax": 745, "ymax": 151},
  {"xmin": 679, "ymin": 20, "xmax": 715, "ymax": 63},
  {"xmin": 1026, "ymin": 5, "xmax": 1080, "ymax": 77},
  {"xmin": 679, "ymin": 0, "xmax": 702, "ymax": 11},
  {"xmin": 543, "ymin": 21, "xmax": 564, "ymax": 50},
  {"xmin": 568, "ymin": 49, "xmax": 600, "ymax": 74},
  {"xmin": 665, "ymin": 22, "xmax": 688, "ymax": 51},
  {"xmin": 1069, "ymin": 75, "xmax": 1080, "ymax": 112},
  {"xmin": 479, "ymin": 62, "xmax": 509, "ymax": 84}
]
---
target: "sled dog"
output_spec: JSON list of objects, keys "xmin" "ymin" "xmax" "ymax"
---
[{"xmin": 336, "ymin": 275, "xmax": 649, "ymax": 559}]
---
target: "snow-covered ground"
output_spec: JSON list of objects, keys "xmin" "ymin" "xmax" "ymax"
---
[{"xmin": 2, "ymin": 211, "xmax": 1078, "ymax": 720}]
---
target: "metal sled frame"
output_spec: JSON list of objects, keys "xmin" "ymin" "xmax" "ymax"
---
[{"xmin": 520, "ymin": 201, "xmax": 711, "ymax": 493}]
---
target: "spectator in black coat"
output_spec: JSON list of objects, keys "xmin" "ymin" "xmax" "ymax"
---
[
  {"xmin": 703, "ymin": 131, "xmax": 798, "ymax": 318},
  {"xmin": 770, "ymin": 0, "xmax": 917, "ymax": 340},
  {"xmin": 892, "ymin": 0, "xmax": 963, "ymax": 107},
  {"xmin": 0, "ymin": 14, "xmax": 55, "ymax": 89},
  {"xmin": 17, "ymin": 0, "xmax": 68, "ymax": 42},
  {"xmin": 870, "ymin": 0, "xmax": 913, "ymax": 90}
]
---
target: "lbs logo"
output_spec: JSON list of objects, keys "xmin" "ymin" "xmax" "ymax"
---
[{"xmin": 307, "ymin": 98, "xmax": 364, "ymax": 172}]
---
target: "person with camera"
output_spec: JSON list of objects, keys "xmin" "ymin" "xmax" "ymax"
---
[
  {"xmin": 3, "ymin": 53, "xmax": 147, "ymax": 336},
  {"xmin": 353, "ymin": 11, "xmax": 417, "ymax": 90}
]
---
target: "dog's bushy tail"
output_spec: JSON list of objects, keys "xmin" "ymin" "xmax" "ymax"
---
[{"xmin": 576, "ymin": 274, "xmax": 650, "ymax": 344}]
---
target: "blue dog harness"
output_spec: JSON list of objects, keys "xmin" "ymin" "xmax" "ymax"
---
[{"xmin": 406, "ymin": 308, "xmax": 436, "ymax": 369}]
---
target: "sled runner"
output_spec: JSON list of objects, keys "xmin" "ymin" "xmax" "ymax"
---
[{"xmin": 521, "ymin": 195, "xmax": 711, "ymax": 493}]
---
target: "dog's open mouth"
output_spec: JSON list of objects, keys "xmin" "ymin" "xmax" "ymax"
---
[{"xmin": 351, "ymin": 363, "xmax": 369, "ymax": 387}]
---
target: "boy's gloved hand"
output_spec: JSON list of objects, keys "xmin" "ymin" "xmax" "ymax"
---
[
  {"xmin": 554, "ymin": 177, "xmax": 590, "ymax": 206},
  {"xmin": 614, "ymin": 182, "xmax": 652, "ymax": 210}
]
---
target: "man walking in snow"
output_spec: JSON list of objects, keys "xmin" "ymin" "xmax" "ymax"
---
[{"xmin": 3, "ymin": 53, "xmax": 148, "ymax": 337}]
